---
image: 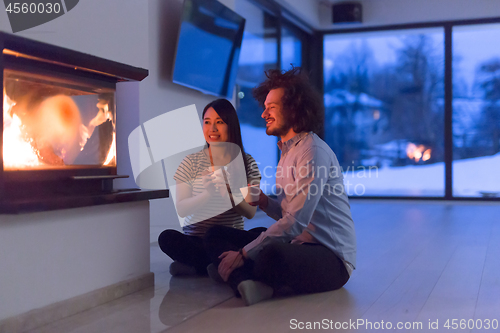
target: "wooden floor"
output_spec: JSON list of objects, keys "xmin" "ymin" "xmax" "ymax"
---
[
  {"xmin": 166, "ymin": 201, "xmax": 500, "ymax": 333},
  {"xmin": 27, "ymin": 201, "xmax": 500, "ymax": 333}
]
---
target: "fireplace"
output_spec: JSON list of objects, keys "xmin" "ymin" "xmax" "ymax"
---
[{"xmin": 0, "ymin": 32, "xmax": 160, "ymax": 213}]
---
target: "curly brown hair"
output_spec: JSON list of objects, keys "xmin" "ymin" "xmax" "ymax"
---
[{"xmin": 252, "ymin": 67, "xmax": 323, "ymax": 135}]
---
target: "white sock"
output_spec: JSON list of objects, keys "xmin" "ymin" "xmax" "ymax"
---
[{"xmin": 237, "ymin": 280, "xmax": 273, "ymax": 306}]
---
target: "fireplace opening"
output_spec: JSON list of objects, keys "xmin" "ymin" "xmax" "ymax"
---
[
  {"xmin": 0, "ymin": 32, "xmax": 149, "ymax": 209},
  {"xmin": 4, "ymin": 69, "xmax": 116, "ymax": 171}
]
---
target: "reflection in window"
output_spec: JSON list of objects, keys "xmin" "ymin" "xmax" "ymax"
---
[
  {"xmin": 323, "ymin": 29, "xmax": 445, "ymax": 196},
  {"xmin": 452, "ymin": 24, "xmax": 500, "ymax": 197}
]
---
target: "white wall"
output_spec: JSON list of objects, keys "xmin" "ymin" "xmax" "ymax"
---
[
  {"xmin": 0, "ymin": 0, "xmax": 148, "ymax": 67},
  {"xmin": 0, "ymin": 202, "xmax": 150, "ymax": 320},
  {"xmin": 319, "ymin": 0, "xmax": 500, "ymax": 29}
]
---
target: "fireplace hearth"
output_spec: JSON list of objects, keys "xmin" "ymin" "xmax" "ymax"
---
[{"xmin": 0, "ymin": 32, "xmax": 167, "ymax": 213}]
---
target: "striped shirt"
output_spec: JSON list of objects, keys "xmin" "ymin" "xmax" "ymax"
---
[{"xmin": 174, "ymin": 149, "xmax": 261, "ymax": 237}]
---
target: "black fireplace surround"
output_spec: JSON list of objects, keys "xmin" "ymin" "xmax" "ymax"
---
[{"xmin": 0, "ymin": 32, "xmax": 168, "ymax": 213}]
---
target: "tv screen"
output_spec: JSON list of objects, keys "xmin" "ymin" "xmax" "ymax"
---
[{"xmin": 173, "ymin": 0, "xmax": 245, "ymax": 98}]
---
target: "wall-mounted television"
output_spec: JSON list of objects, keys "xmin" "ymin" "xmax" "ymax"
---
[{"xmin": 172, "ymin": 0, "xmax": 245, "ymax": 98}]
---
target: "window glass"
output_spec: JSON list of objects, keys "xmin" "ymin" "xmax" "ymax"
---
[
  {"xmin": 324, "ymin": 28, "xmax": 445, "ymax": 196},
  {"xmin": 452, "ymin": 23, "xmax": 500, "ymax": 197}
]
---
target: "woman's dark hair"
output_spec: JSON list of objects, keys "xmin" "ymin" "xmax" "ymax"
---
[
  {"xmin": 252, "ymin": 67, "xmax": 324, "ymax": 135},
  {"xmin": 202, "ymin": 99, "xmax": 249, "ymax": 173}
]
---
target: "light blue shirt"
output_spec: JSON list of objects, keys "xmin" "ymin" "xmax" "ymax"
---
[{"xmin": 244, "ymin": 132, "xmax": 357, "ymax": 271}]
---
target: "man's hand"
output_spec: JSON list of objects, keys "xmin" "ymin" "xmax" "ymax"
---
[
  {"xmin": 218, "ymin": 250, "xmax": 244, "ymax": 281},
  {"xmin": 248, "ymin": 190, "xmax": 269, "ymax": 209}
]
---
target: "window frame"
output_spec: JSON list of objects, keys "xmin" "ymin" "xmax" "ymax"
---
[{"xmin": 321, "ymin": 17, "xmax": 500, "ymax": 201}]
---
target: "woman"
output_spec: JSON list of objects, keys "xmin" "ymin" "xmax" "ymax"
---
[{"xmin": 158, "ymin": 99, "xmax": 262, "ymax": 276}]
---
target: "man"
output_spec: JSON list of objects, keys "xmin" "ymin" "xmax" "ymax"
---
[{"xmin": 205, "ymin": 67, "xmax": 356, "ymax": 306}]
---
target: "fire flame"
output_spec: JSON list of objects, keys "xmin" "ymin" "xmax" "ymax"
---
[
  {"xmin": 36, "ymin": 95, "xmax": 83, "ymax": 163},
  {"xmin": 406, "ymin": 143, "xmax": 431, "ymax": 163},
  {"xmin": 3, "ymin": 89, "xmax": 116, "ymax": 169},
  {"xmin": 3, "ymin": 90, "xmax": 41, "ymax": 168},
  {"xmin": 103, "ymin": 133, "xmax": 116, "ymax": 166},
  {"xmin": 95, "ymin": 99, "xmax": 115, "ymax": 165}
]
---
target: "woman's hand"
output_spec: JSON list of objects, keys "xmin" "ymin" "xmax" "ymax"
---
[
  {"xmin": 201, "ymin": 170, "xmax": 218, "ymax": 196},
  {"xmin": 218, "ymin": 250, "xmax": 244, "ymax": 281},
  {"xmin": 211, "ymin": 167, "xmax": 230, "ymax": 197}
]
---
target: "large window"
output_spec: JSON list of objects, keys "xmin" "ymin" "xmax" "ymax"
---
[
  {"xmin": 452, "ymin": 23, "xmax": 500, "ymax": 197},
  {"xmin": 324, "ymin": 29, "xmax": 445, "ymax": 196},
  {"xmin": 323, "ymin": 20, "xmax": 500, "ymax": 199}
]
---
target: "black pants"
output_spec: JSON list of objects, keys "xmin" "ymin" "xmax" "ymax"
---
[
  {"xmin": 158, "ymin": 230, "xmax": 211, "ymax": 275},
  {"xmin": 205, "ymin": 226, "xmax": 350, "ymax": 296},
  {"xmin": 158, "ymin": 227, "xmax": 267, "ymax": 276}
]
